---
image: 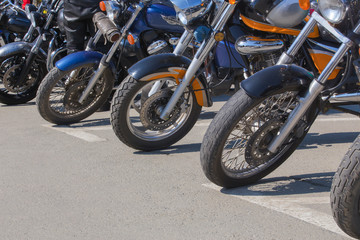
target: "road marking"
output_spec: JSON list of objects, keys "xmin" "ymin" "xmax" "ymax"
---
[
  {"xmin": 203, "ymin": 183, "xmax": 350, "ymax": 238},
  {"xmin": 43, "ymin": 125, "xmax": 107, "ymax": 142},
  {"xmin": 316, "ymin": 117, "xmax": 359, "ymax": 122},
  {"xmin": 42, "ymin": 115, "xmax": 358, "ymax": 142}
]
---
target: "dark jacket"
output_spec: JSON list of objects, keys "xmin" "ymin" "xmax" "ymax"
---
[{"xmin": 63, "ymin": 0, "xmax": 101, "ymax": 22}]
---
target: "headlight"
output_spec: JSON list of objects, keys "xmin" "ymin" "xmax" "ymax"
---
[
  {"xmin": 99, "ymin": 1, "xmax": 122, "ymax": 23},
  {"xmin": 318, "ymin": 0, "xmax": 347, "ymax": 24},
  {"xmin": 170, "ymin": 0, "xmax": 213, "ymax": 26}
]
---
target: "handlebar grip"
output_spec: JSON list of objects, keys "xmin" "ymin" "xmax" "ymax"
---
[{"xmin": 93, "ymin": 12, "xmax": 121, "ymax": 43}]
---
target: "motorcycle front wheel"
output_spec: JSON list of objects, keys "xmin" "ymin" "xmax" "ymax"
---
[
  {"xmin": 111, "ymin": 75, "xmax": 202, "ymax": 151},
  {"xmin": 36, "ymin": 63, "xmax": 114, "ymax": 125},
  {"xmin": 201, "ymin": 88, "xmax": 318, "ymax": 188},
  {"xmin": 0, "ymin": 52, "xmax": 46, "ymax": 105},
  {"xmin": 330, "ymin": 134, "xmax": 360, "ymax": 239}
]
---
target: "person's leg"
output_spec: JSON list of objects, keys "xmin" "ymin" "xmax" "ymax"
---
[{"xmin": 64, "ymin": 18, "xmax": 88, "ymax": 54}]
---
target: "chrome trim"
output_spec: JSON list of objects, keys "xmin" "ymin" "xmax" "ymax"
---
[
  {"xmin": 173, "ymin": 30, "xmax": 193, "ymax": 56},
  {"xmin": 327, "ymin": 93, "xmax": 360, "ymax": 102},
  {"xmin": 312, "ymin": 11, "xmax": 351, "ymax": 44},
  {"xmin": 160, "ymin": 15, "xmax": 181, "ymax": 26},
  {"xmin": 103, "ymin": 1, "xmax": 122, "ymax": 23},
  {"xmin": 159, "ymin": 1, "xmax": 236, "ymax": 120},
  {"xmin": 307, "ymin": 39, "xmax": 338, "ymax": 53},
  {"xmin": 169, "ymin": 37, "xmax": 180, "ymax": 45},
  {"xmin": 268, "ymin": 42, "xmax": 352, "ymax": 153},
  {"xmin": 235, "ymin": 36, "xmax": 284, "ymax": 54},
  {"xmin": 170, "ymin": 0, "xmax": 213, "ymax": 25},
  {"xmin": 79, "ymin": 2, "xmax": 145, "ymax": 103},
  {"xmin": 147, "ymin": 40, "xmax": 168, "ymax": 55},
  {"xmin": 0, "ymin": 35, "xmax": 6, "ymax": 46},
  {"xmin": 277, "ymin": 17, "xmax": 317, "ymax": 64}
]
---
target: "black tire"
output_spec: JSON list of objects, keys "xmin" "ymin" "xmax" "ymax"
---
[
  {"xmin": 330, "ymin": 134, "xmax": 360, "ymax": 239},
  {"xmin": 36, "ymin": 63, "xmax": 114, "ymax": 125},
  {"xmin": 201, "ymin": 88, "xmax": 317, "ymax": 188},
  {"xmin": 0, "ymin": 52, "xmax": 46, "ymax": 105},
  {"xmin": 111, "ymin": 75, "xmax": 202, "ymax": 151}
]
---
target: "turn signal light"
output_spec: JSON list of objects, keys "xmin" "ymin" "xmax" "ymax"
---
[
  {"xmin": 299, "ymin": 0, "xmax": 310, "ymax": 10},
  {"xmin": 214, "ymin": 32, "xmax": 224, "ymax": 42},
  {"xmin": 229, "ymin": 0, "xmax": 236, "ymax": 4},
  {"xmin": 127, "ymin": 34, "xmax": 135, "ymax": 45},
  {"xmin": 99, "ymin": 1, "xmax": 106, "ymax": 11}
]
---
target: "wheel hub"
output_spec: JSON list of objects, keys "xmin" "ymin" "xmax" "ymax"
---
[
  {"xmin": 245, "ymin": 118, "xmax": 283, "ymax": 166},
  {"xmin": 140, "ymin": 89, "xmax": 182, "ymax": 131},
  {"xmin": 3, "ymin": 64, "xmax": 36, "ymax": 92},
  {"xmin": 63, "ymin": 81, "xmax": 94, "ymax": 111}
]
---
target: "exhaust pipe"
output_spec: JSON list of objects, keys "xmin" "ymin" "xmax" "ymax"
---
[
  {"xmin": 328, "ymin": 92, "xmax": 360, "ymax": 102},
  {"xmin": 235, "ymin": 36, "xmax": 284, "ymax": 55}
]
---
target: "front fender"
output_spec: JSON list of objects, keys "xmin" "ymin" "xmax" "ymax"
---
[
  {"xmin": 128, "ymin": 53, "xmax": 211, "ymax": 107},
  {"xmin": 241, "ymin": 64, "xmax": 314, "ymax": 98},
  {"xmin": 0, "ymin": 41, "xmax": 46, "ymax": 60},
  {"xmin": 56, "ymin": 51, "xmax": 104, "ymax": 71}
]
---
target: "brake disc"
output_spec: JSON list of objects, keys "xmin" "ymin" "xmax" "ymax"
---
[
  {"xmin": 3, "ymin": 64, "xmax": 36, "ymax": 92},
  {"xmin": 63, "ymin": 81, "xmax": 93, "ymax": 111},
  {"xmin": 140, "ymin": 89, "xmax": 182, "ymax": 131},
  {"xmin": 244, "ymin": 118, "xmax": 283, "ymax": 166}
]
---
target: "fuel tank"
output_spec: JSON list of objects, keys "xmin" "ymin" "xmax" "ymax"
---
[
  {"xmin": 6, "ymin": 10, "xmax": 31, "ymax": 34},
  {"xmin": 238, "ymin": 0, "xmax": 318, "ymax": 37},
  {"xmin": 146, "ymin": 4, "xmax": 184, "ymax": 33}
]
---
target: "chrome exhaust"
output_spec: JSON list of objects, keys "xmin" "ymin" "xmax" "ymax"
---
[
  {"xmin": 235, "ymin": 36, "xmax": 284, "ymax": 55},
  {"xmin": 328, "ymin": 92, "xmax": 360, "ymax": 102}
]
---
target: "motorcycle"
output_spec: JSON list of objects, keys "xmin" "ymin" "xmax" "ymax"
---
[
  {"xmin": 0, "ymin": 0, "xmax": 66, "ymax": 105},
  {"xmin": 200, "ymin": 0, "xmax": 360, "ymax": 188},
  {"xmin": 35, "ymin": 0, "xmax": 187, "ymax": 125},
  {"xmin": 0, "ymin": 0, "xmax": 31, "ymax": 46},
  {"xmin": 331, "ymin": 133, "xmax": 360, "ymax": 239},
  {"xmin": 110, "ymin": 0, "xmax": 332, "ymax": 151}
]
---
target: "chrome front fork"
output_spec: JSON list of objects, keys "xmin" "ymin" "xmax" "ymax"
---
[
  {"xmin": 159, "ymin": 2, "xmax": 237, "ymax": 120},
  {"xmin": 78, "ymin": 3, "xmax": 145, "ymax": 104},
  {"xmin": 148, "ymin": 30, "xmax": 194, "ymax": 97},
  {"xmin": 267, "ymin": 12, "xmax": 356, "ymax": 153}
]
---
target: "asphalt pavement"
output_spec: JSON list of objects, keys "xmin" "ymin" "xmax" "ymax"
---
[{"xmin": 0, "ymin": 98, "xmax": 359, "ymax": 240}]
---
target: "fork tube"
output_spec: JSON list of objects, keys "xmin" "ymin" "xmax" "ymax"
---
[
  {"xmin": 267, "ymin": 41, "xmax": 352, "ymax": 153},
  {"xmin": 149, "ymin": 30, "xmax": 194, "ymax": 96},
  {"xmin": 78, "ymin": 38, "xmax": 122, "ymax": 103},
  {"xmin": 277, "ymin": 17, "xmax": 317, "ymax": 64},
  {"xmin": 173, "ymin": 30, "xmax": 193, "ymax": 56},
  {"xmin": 159, "ymin": 2, "xmax": 236, "ymax": 120},
  {"xmin": 78, "ymin": 3, "xmax": 145, "ymax": 103},
  {"xmin": 85, "ymin": 30, "xmax": 102, "ymax": 51}
]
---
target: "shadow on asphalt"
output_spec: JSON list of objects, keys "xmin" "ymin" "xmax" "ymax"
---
[
  {"xmin": 299, "ymin": 131, "xmax": 360, "ymax": 149},
  {"xmin": 52, "ymin": 118, "xmax": 111, "ymax": 128},
  {"xmin": 220, "ymin": 172, "xmax": 335, "ymax": 196},
  {"xmin": 134, "ymin": 143, "xmax": 201, "ymax": 155}
]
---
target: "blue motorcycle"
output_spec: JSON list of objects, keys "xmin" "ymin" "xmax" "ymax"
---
[{"xmin": 36, "ymin": 0, "xmax": 187, "ymax": 125}]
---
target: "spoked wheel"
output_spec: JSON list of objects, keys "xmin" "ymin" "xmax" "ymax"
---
[
  {"xmin": 0, "ymin": 53, "xmax": 45, "ymax": 105},
  {"xmin": 331, "ymin": 134, "xmax": 360, "ymax": 239},
  {"xmin": 111, "ymin": 76, "xmax": 202, "ymax": 151},
  {"xmin": 36, "ymin": 63, "xmax": 114, "ymax": 125},
  {"xmin": 201, "ymin": 88, "xmax": 318, "ymax": 188}
]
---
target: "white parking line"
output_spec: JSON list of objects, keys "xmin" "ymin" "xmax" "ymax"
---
[
  {"xmin": 203, "ymin": 183, "xmax": 350, "ymax": 238},
  {"xmin": 42, "ymin": 115, "xmax": 359, "ymax": 142},
  {"xmin": 316, "ymin": 117, "xmax": 359, "ymax": 122},
  {"xmin": 43, "ymin": 124, "xmax": 107, "ymax": 142}
]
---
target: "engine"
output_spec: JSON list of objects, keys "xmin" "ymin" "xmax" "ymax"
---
[{"xmin": 248, "ymin": 50, "xmax": 283, "ymax": 74}]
